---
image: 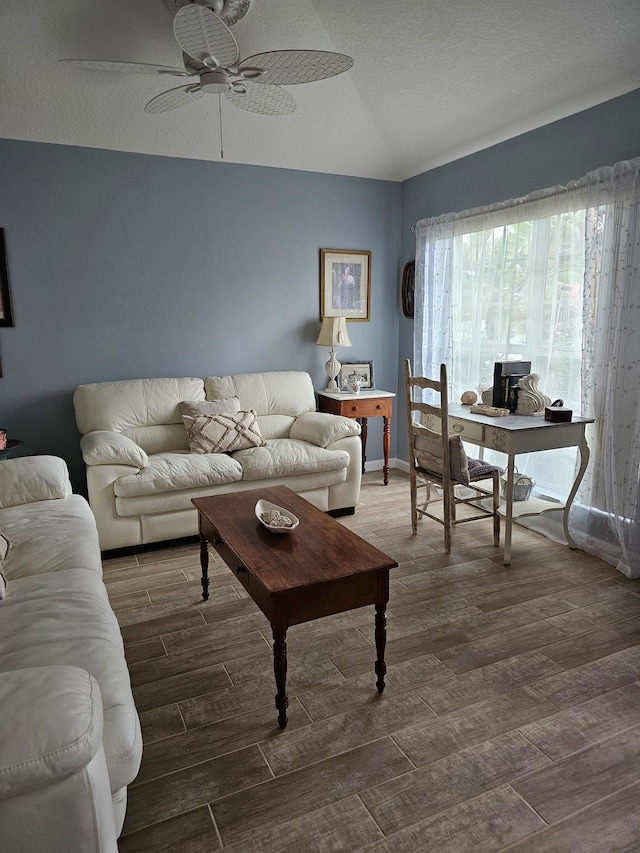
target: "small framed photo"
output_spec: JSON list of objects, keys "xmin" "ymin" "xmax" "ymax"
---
[
  {"xmin": 0, "ymin": 230, "xmax": 14, "ymax": 328},
  {"xmin": 320, "ymin": 248, "xmax": 371, "ymax": 322},
  {"xmin": 339, "ymin": 361, "xmax": 375, "ymax": 391}
]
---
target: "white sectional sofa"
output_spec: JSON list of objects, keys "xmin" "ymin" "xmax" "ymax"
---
[
  {"xmin": 74, "ymin": 370, "xmax": 362, "ymax": 552},
  {"xmin": 0, "ymin": 456, "xmax": 142, "ymax": 853}
]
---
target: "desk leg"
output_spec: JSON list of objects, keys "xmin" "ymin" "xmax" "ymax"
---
[
  {"xmin": 383, "ymin": 416, "xmax": 390, "ymax": 485},
  {"xmin": 272, "ymin": 623, "xmax": 289, "ymax": 729},
  {"xmin": 199, "ymin": 533, "xmax": 209, "ymax": 601},
  {"xmin": 504, "ymin": 455, "xmax": 515, "ymax": 567},
  {"xmin": 564, "ymin": 431, "xmax": 590, "ymax": 550},
  {"xmin": 360, "ymin": 417, "xmax": 368, "ymax": 474},
  {"xmin": 374, "ymin": 603, "xmax": 387, "ymax": 693}
]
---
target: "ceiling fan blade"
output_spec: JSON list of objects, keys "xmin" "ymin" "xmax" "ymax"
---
[
  {"xmin": 145, "ymin": 84, "xmax": 204, "ymax": 114},
  {"xmin": 165, "ymin": 1, "xmax": 251, "ymax": 26},
  {"xmin": 59, "ymin": 59, "xmax": 190, "ymax": 76},
  {"xmin": 225, "ymin": 81, "xmax": 295, "ymax": 115},
  {"xmin": 238, "ymin": 50, "xmax": 353, "ymax": 85},
  {"xmin": 173, "ymin": 4, "xmax": 238, "ymax": 69}
]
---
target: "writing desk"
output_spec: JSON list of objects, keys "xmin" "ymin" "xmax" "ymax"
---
[{"xmin": 448, "ymin": 407, "xmax": 594, "ymax": 566}]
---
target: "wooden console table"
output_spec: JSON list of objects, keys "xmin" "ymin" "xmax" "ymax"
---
[
  {"xmin": 317, "ymin": 389, "xmax": 395, "ymax": 485},
  {"xmin": 448, "ymin": 407, "xmax": 594, "ymax": 566}
]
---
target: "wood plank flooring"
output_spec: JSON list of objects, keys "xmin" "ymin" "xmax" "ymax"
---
[{"xmin": 110, "ymin": 472, "xmax": 640, "ymax": 852}]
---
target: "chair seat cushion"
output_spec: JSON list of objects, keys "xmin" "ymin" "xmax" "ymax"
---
[
  {"xmin": 233, "ymin": 439, "xmax": 349, "ymax": 481},
  {"xmin": 468, "ymin": 458, "xmax": 503, "ymax": 481},
  {"xmin": 113, "ymin": 451, "xmax": 242, "ymax": 498}
]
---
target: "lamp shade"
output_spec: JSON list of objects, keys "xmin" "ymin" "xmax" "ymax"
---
[{"xmin": 315, "ymin": 317, "xmax": 352, "ymax": 348}]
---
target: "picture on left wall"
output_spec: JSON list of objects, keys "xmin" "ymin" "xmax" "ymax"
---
[{"xmin": 0, "ymin": 230, "xmax": 14, "ymax": 327}]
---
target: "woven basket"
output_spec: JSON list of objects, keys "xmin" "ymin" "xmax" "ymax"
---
[{"xmin": 501, "ymin": 468, "xmax": 535, "ymax": 501}]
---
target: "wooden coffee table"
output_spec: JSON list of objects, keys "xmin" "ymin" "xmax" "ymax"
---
[{"xmin": 192, "ymin": 486, "xmax": 397, "ymax": 729}]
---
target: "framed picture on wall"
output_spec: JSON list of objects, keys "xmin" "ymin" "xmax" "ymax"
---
[
  {"xmin": 0, "ymin": 229, "xmax": 14, "ymax": 327},
  {"xmin": 339, "ymin": 361, "xmax": 375, "ymax": 390},
  {"xmin": 320, "ymin": 248, "xmax": 371, "ymax": 322}
]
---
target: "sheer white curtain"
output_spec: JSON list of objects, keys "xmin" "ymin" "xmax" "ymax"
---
[{"xmin": 414, "ymin": 158, "xmax": 640, "ymax": 576}]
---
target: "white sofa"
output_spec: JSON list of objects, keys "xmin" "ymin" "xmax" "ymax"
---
[
  {"xmin": 74, "ymin": 370, "xmax": 362, "ymax": 552},
  {"xmin": 0, "ymin": 456, "xmax": 142, "ymax": 853}
]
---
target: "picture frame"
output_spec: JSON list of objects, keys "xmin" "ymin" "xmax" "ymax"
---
[
  {"xmin": 339, "ymin": 361, "xmax": 375, "ymax": 391},
  {"xmin": 320, "ymin": 248, "xmax": 371, "ymax": 322},
  {"xmin": 0, "ymin": 229, "xmax": 14, "ymax": 328},
  {"xmin": 401, "ymin": 260, "xmax": 415, "ymax": 319}
]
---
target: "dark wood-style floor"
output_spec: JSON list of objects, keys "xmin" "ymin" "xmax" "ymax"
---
[{"xmin": 109, "ymin": 472, "xmax": 640, "ymax": 852}]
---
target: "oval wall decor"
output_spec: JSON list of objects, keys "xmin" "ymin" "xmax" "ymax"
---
[{"xmin": 401, "ymin": 260, "xmax": 415, "ymax": 319}]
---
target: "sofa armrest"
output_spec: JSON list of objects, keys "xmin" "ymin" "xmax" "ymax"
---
[
  {"xmin": 0, "ymin": 456, "xmax": 72, "ymax": 509},
  {"xmin": 289, "ymin": 411, "xmax": 361, "ymax": 448},
  {"xmin": 81, "ymin": 431, "xmax": 148, "ymax": 468},
  {"xmin": 0, "ymin": 666, "xmax": 103, "ymax": 801}
]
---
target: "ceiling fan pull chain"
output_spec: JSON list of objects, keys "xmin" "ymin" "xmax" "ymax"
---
[{"xmin": 218, "ymin": 94, "xmax": 224, "ymax": 159}]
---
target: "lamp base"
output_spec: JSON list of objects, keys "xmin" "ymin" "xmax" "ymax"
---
[{"xmin": 324, "ymin": 349, "xmax": 341, "ymax": 392}]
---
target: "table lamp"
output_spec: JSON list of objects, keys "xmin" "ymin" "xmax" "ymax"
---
[{"xmin": 315, "ymin": 317, "xmax": 352, "ymax": 391}]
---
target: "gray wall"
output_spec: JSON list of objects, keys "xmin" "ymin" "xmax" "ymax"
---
[
  {"xmin": 397, "ymin": 87, "xmax": 640, "ymax": 459},
  {"xmin": 0, "ymin": 140, "xmax": 401, "ymax": 490}
]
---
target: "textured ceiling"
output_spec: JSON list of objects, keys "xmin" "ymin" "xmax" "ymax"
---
[{"xmin": 1, "ymin": 0, "xmax": 639, "ymax": 180}]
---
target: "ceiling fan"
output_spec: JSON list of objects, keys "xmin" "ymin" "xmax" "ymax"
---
[{"xmin": 60, "ymin": 0, "xmax": 354, "ymax": 117}]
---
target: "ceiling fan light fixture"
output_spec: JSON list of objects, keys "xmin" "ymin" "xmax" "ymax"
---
[
  {"xmin": 200, "ymin": 69, "xmax": 229, "ymax": 92},
  {"xmin": 239, "ymin": 66, "xmax": 264, "ymax": 80},
  {"xmin": 231, "ymin": 82, "xmax": 247, "ymax": 94}
]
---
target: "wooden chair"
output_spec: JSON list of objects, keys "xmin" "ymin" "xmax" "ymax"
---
[{"xmin": 404, "ymin": 359, "xmax": 501, "ymax": 552}]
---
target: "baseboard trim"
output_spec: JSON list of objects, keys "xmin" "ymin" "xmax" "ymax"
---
[{"xmin": 363, "ymin": 457, "xmax": 409, "ymax": 474}]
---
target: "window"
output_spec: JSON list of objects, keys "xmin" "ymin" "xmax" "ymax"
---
[{"xmin": 413, "ymin": 159, "xmax": 640, "ymax": 576}]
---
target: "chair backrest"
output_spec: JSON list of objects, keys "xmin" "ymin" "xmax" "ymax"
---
[{"xmin": 404, "ymin": 359, "xmax": 451, "ymax": 486}]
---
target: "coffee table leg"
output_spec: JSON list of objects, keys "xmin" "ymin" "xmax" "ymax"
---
[
  {"xmin": 199, "ymin": 534, "xmax": 209, "ymax": 601},
  {"xmin": 272, "ymin": 624, "xmax": 289, "ymax": 729},
  {"xmin": 375, "ymin": 603, "xmax": 387, "ymax": 693}
]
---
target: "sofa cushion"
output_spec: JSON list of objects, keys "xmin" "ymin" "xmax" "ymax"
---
[
  {"xmin": 0, "ymin": 569, "xmax": 142, "ymax": 794},
  {"xmin": 0, "ymin": 495, "xmax": 102, "ymax": 580},
  {"xmin": 74, "ymin": 377, "xmax": 205, "ymax": 454},
  {"xmin": 233, "ymin": 438, "xmax": 349, "ymax": 481},
  {"xmin": 183, "ymin": 411, "xmax": 266, "ymax": 455},
  {"xmin": 113, "ymin": 451, "xmax": 242, "ymax": 498},
  {"xmin": 256, "ymin": 415, "xmax": 296, "ymax": 440},
  {"xmin": 205, "ymin": 371, "xmax": 316, "ymax": 417},
  {"xmin": 115, "ymin": 467, "xmax": 348, "ymax": 516}
]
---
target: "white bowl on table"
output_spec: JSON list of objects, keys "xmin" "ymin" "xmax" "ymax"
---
[{"xmin": 255, "ymin": 499, "xmax": 299, "ymax": 534}]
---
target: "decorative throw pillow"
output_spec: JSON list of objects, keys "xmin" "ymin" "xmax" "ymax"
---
[
  {"xmin": 448, "ymin": 435, "xmax": 470, "ymax": 485},
  {"xmin": 413, "ymin": 425, "xmax": 470, "ymax": 485},
  {"xmin": 0, "ymin": 532, "xmax": 10, "ymax": 563},
  {"xmin": 0, "ymin": 533, "xmax": 10, "ymax": 598},
  {"xmin": 183, "ymin": 411, "xmax": 266, "ymax": 454},
  {"xmin": 179, "ymin": 397, "xmax": 241, "ymax": 421}
]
